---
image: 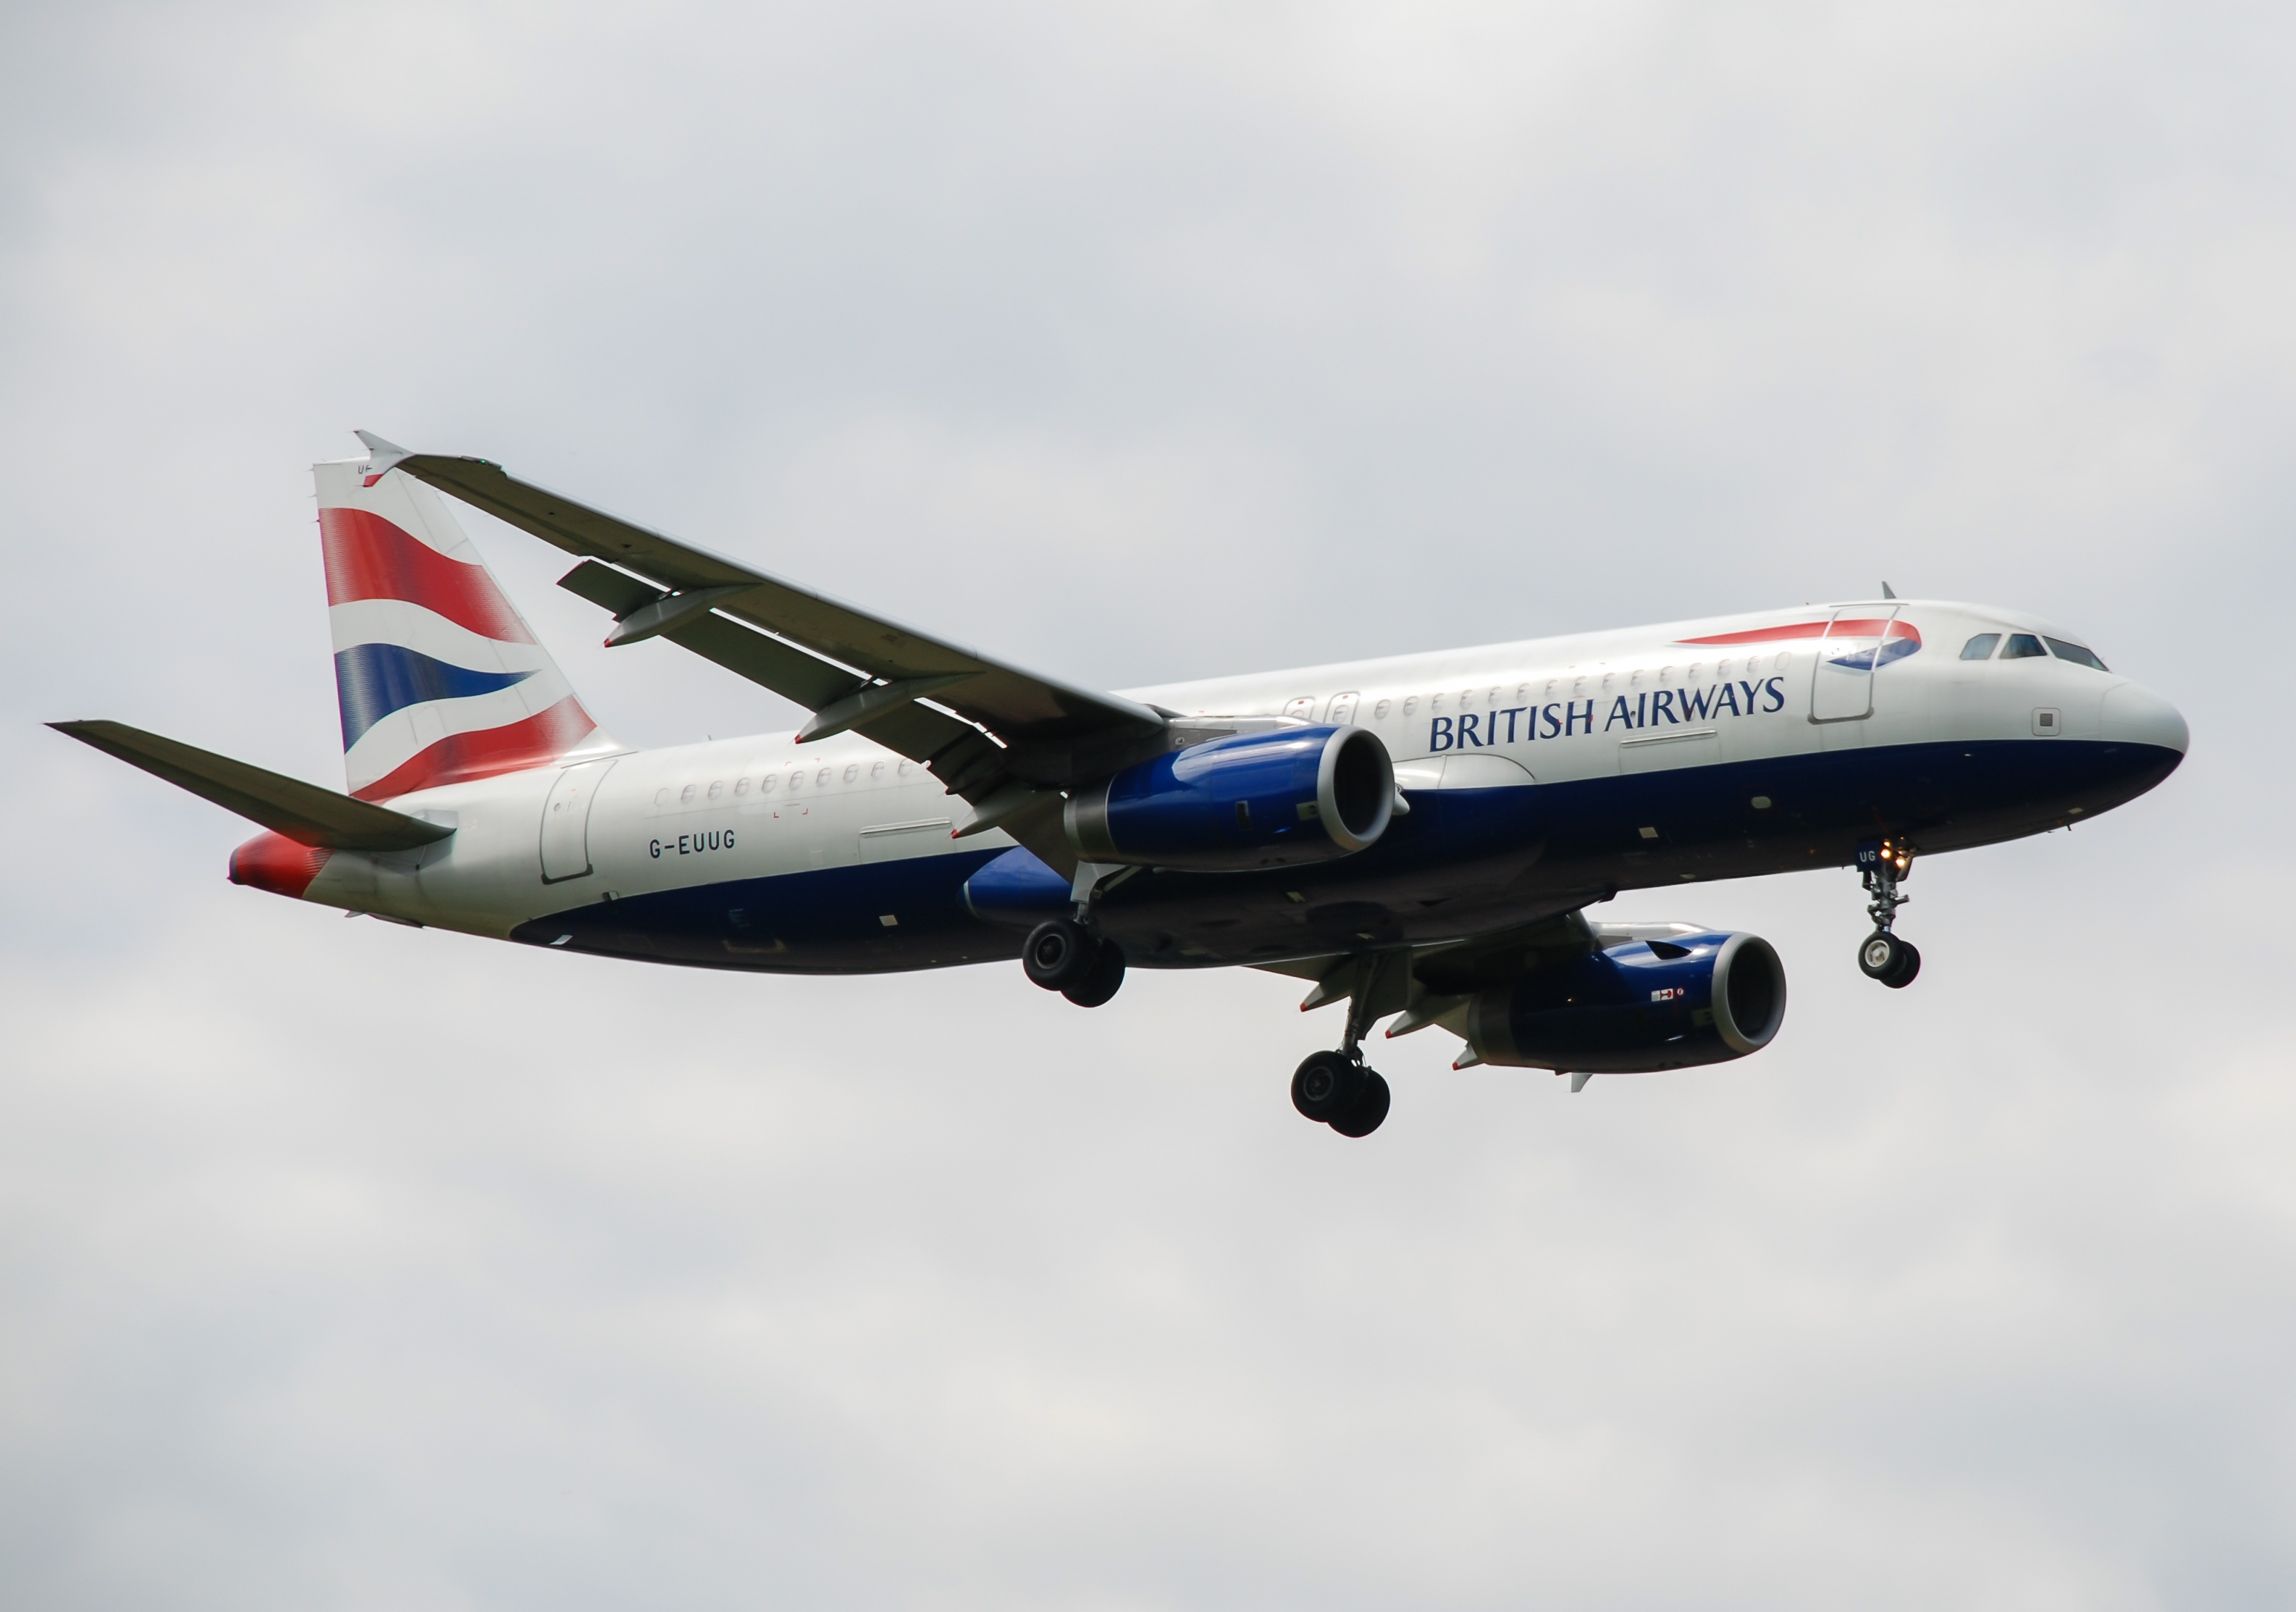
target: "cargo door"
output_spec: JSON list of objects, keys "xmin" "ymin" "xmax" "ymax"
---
[
  {"xmin": 539, "ymin": 758, "xmax": 618, "ymax": 883},
  {"xmin": 1809, "ymin": 606, "xmax": 1901, "ymax": 723}
]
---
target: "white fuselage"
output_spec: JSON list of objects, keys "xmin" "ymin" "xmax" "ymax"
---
[{"xmin": 273, "ymin": 597, "xmax": 2186, "ymax": 972}]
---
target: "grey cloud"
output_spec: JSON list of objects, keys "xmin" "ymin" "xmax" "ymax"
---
[{"xmin": 3, "ymin": 1, "xmax": 2292, "ymax": 1606}]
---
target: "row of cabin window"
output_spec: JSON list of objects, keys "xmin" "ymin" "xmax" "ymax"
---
[
  {"xmin": 655, "ymin": 758, "xmax": 921, "ymax": 808},
  {"xmin": 1281, "ymin": 654, "xmax": 1791, "ymax": 727},
  {"xmin": 1959, "ymin": 632, "xmax": 2108, "ymax": 670}
]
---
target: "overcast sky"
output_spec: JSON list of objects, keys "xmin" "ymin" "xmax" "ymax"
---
[{"xmin": 4, "ymin": 2, "xmax": 2294, "ymax": 1607}]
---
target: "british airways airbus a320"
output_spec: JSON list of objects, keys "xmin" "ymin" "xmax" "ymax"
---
[{"xmin": 56, "ymin": 434, "xmax": 2187, "ymax": 1137}]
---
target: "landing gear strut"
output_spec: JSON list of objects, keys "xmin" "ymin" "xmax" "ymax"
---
[
  {"xmin": 1292, "ymin": 959, "xmax": 1392, "ymax": 1137},
  {"xmin": 1855, "ymin": 838, "xmax": 1920, "ymax": 988}
]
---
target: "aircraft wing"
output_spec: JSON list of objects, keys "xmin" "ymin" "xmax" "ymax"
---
[
  {"xmin": 366, "ymin": 434, "xmax": 1173, "ymax": 875},
  {"xmin": 1269, "ymin": 907, "xmax": 1710, "ymax": 1038}
]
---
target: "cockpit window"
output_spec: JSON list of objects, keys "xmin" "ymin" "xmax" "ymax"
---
[
  {"xmin": 2001, "ymin": 633, "xmax": 2048, "ymax": 660},
  {"xmin": 1959, "ymin": 633, "xmax": 2001, "ymax": 660},
  {"xmin": 2045, "ymin": 637, "xmax": 2109, "ymax": 671}
]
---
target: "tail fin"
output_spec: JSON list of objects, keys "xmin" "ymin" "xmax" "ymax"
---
[{"xmin": 316, "ymin": 440, "xmax": 615, "ymax": 801}]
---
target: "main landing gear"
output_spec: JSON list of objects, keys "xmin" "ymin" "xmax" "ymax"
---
[
  {"xmin": 1292, "ymin": 1051, "xmax": 1391, "ymax": 1138},
  {"xmin": 1022, "ymin": 918, "xmax": 1127, "ymax": 1007},
  {"xmin": 1856, "ymin": 837, "xmax": 1921, "ymax": 989},
  {"xmin": 1291, "ymin": 964, "xmax": 1392, "ymax": 1138}
]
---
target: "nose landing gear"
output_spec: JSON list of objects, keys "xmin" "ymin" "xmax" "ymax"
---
[
  {"xmin": 1859, "ymin": 930, "xmax": 1920, "ymax": 986},
  {"xmin": 1856, "ymin": 838, "xmax": 1921, "ymax": 988}
]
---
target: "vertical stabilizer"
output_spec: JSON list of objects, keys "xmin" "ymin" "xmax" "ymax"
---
[{"xmin": 316, "ymin": 446, "xmax": 615, "ymax": 801}]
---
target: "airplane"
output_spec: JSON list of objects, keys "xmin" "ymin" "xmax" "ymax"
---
[{"xmin": 52, "ymin": 432, "xmax": 2189, "ymax": 1138}]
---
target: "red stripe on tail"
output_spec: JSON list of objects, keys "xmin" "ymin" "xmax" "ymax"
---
[
  {"xmin": 351, "ymin": 695, "xmax": 597, "ymax": 802},
  {"xmin": 319, "ymin": 508, "xmax": 536, "ymax": 644}
]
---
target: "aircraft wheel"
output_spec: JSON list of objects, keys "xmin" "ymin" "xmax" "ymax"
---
[
  {"xmin": 1291, "ymin": 1050, "xmax": 1363, "ymax": 1124},
  {"xmin": 1883, "ymin": 940, "xmax": 1921, "ymax": 988},
  {"xmin": 1022, "ymin": 918, "xmax": 1099, "ymax": 992},
  {"xmin": 1328, "ymin": 1070, "xmax": 1392, "ymax": 1138},
  {"xmin": 1061, "ymin": 939, "xmax": 1127, "ymax": 1007},
  {"xmin": 1858, "ymin": 931, "xmax": 1920, "ymax": 988}
]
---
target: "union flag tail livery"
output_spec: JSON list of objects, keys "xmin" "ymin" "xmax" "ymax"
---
[
  {"xmin": 52, "ymin": 434, "xmax": 2190, "ymax": 1140},
  {"xmin": 315, "ymin": 458, "xmax": 612, "ymax": 802}
]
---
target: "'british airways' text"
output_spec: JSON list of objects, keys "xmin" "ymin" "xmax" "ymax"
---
[{"xmin": 1429, "ymin": 677, "xmax": 1786, "ymax": 752}]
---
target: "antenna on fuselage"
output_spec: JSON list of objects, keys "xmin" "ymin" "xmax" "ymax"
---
[{"xmin": 1881, "ymin": 582, "xmax": 1898, "ymax": 599}]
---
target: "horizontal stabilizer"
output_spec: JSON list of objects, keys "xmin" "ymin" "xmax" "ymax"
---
[{"xmin": 49, "ymin": 721, "xmax": 455, "ymax": 852}]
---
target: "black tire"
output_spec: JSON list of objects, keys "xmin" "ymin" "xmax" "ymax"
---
[
  {"xmin": 1329, "ymin": 1070, "xmax": 1391, "ymax": 1138},
  {"xmin": 1290, "ymin": 1050, "xmax": 1363, "ymax": 1123},
  {"xmin": 1883, "ymin": 940, "xmax": 1921, "ymax": 989},
  {"xmin": 1022, "ymin": 919, "xmax": 1099, "ymax": 992},
  {"xmin": 1858, "ymin": 931, "xmax": 1908, "ymax": 982},
  {"xmin": 1062, "ymin": 940, "xmax": 1127, "ymax": 1007}
]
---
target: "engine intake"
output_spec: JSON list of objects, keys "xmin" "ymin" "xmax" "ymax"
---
[
  {"xmin": 1462, "ymin": 931, "xmax": 1786, "ymax": 1072},
  {"xmin": 1065, "ymin": 725, "xmax": 1395, "ymax": 870}
]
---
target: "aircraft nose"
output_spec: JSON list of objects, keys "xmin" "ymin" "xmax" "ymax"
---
[{"xmin": 2101, "ymin": 681, "xmax": 2189, "ymax": 755}]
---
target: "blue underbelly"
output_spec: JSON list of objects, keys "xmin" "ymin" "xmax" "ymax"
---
[{"xmin": 515, "ymin": 737, "xmax": 2181, "ymax": 973}]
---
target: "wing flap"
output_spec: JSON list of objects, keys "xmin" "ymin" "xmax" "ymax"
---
[{"xmin": 51, "ymin": 721, "xmax": 453, "ymax": 852}]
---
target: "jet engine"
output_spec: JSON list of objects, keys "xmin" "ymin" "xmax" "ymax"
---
[
  {"xmin": 1460, "ymin": 931, "xmax": 1786, "ymax": 1072},
  {"xmin": 1065, "ymin": 724, "xmax": 1395, "ymax": 871}
]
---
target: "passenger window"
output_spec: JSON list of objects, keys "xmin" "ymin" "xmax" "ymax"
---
[
  {"xmin": 680, "ymin": 784, "xmax": 697, "ymax": 804},
  {"xmin": 2045, "ymin": 637, "xmax": 2109, "ymax": 671},
  {"xmin": 2001, "ymin": 634, "xmax": 2048, "ymax": 660},
  {"xmin": 843, "ymin": 764, "xmax": 859, "ymax": 783},
  {"xmin": 707, "ymin": 780, "xmax": 724, "ymax": 801},
  {"xmin": 1960, "ymin": 633, "xmax": 2001, "ymax": 660},
  {"xmin": 734, "ymin": 778, "xmax": 749, "ymax": 797}
]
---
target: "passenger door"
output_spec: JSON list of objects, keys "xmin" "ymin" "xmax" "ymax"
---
[
  {"xmin": 539, "ymin": 758, "xmax": 618, "ymax": 883},
  {"xmin": 1809, "ymin": 606, "xmax": 1901, "ymax": 723}
]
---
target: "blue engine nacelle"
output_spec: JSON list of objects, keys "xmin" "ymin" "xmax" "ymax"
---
[
  {"xmin": 1064, "ymin": 724, "xmax": 1395, "ymax": 871},
  {"xmin": 1462, "ymin": 932, "xmax": 1787, "ymax": 1073}
]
